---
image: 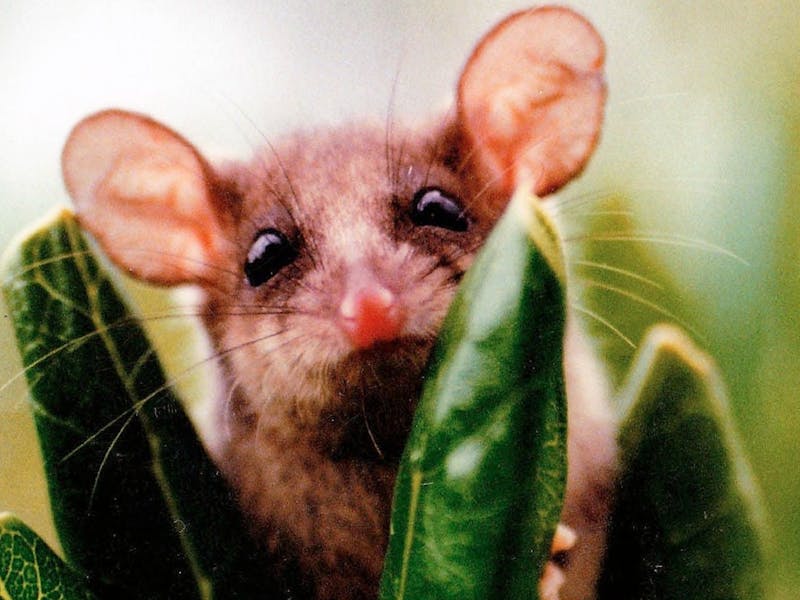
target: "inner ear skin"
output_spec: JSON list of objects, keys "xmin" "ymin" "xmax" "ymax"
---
[
  {"xmin": 60, "ymin": 110, "xmax": 248, "ymax": 287},
  {"xmin": 454, "ymin": 7, "xmax": 606, "ymax": 205}
]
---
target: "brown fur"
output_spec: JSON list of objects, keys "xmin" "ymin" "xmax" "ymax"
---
[
  {"xmin": 199, "ymin": 123, "xmax": 493, "ymax": 598},
  {"xmin": 61, "ymin": 8, "xmax": 615, "ymax": 599},
  {"xmin": 193, "ymin": 124, "xmax": 616, "ymax": 600}
]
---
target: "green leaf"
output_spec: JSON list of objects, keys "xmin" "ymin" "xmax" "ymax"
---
[
  {"xmin": 1, "ymin": 209, "xmax": 277, "ymax": 599},
  {"xmin": 566, "ymin": 194, "xmax": 693, "ymax": 387},
  {"xmin": 379, "ymin": 189, "xmax": 568, "ymax": 600},
  {"xmin": 0, "ymin": 513, "xmax": 96, "ymax": 600},
  {"xmin": 598, "ymin": 324, "xmax": 766, "ymax": 599}
]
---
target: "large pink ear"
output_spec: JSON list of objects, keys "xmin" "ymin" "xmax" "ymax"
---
[
  {"xmin": 62, "ymin": 110, "xmax": 227, "ymax": 285},
  {"xmin": 458, "ymin": 6, "xmax": 606, "ymax": 206}
]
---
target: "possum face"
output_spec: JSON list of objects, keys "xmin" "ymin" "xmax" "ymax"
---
[
  {"xmin": 60, "ymin": 7, "xmax": 605, "ymax": 457},
  {"xmin": 198, "ymin": 121, "xmax": 495, "ymax": 456}
]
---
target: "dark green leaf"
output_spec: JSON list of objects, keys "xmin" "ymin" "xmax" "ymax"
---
[
  {"xmin": 1, "ymin": 209, "xmax": 277, "ymax": 599},
  {"xmin": 598, "ymin": 324, "xmax": 766, "ymax": 600},
  {"xmin": 0, "ymin": 513, "xmax": 96, "ymax": 600},
  {"xmin": 379, "ymin": 190, "xmax": 568, "ymax": 600}
]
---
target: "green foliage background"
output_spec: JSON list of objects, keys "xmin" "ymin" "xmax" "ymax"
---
[{"xmin": 0, "ymin": 1, "xmax": 798, "ymax": 597}]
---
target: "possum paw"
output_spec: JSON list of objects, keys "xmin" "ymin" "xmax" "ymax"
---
[{"xmin": 539, "ymin": 523, "xmax": 577, "ymax": 600}]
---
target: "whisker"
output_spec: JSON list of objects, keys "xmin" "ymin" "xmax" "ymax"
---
[
  {"xmin": 0, "ymin": 320, "xmax": 141, "ymax": 397},
  {"xmin": 88, "ymin": 408, "xmax": 140, "ymax": 510},
  {"xmin": 260, "ymin": 141, "xmax": 322, "ymax": 270},
  {"xmin": 453, "ymin": 136, "xmax": 483, "ymax": 184},
  {"xmin": 1, "ymin": 250, "xmax": 95, "ymax": 283},
  {"xmin": 554, "ymin": 178, "xmax": 743, "ymax": 214},
  {"xmin": 0, "ymin": 299, "xmax": 335, "ymax": 407},
  {"xmin": 256, "ymin": 331, "xmax": 309, "ymax": 363},
  {"xmin": 81, "ymin": 323, "xmax": 299, "ymax": 508},
  {"xmin": 362, "ymin": 361, "xmax": 385, "ymax": 460},
  {"xmin": 579, "ymin": 277, "xmax": 704, "ymax": 341},
  {"xmin": 265, "ymin": 333, "xmax": 325, "ymax": 428},
  {"xmin": 417, "ymin": 241, "xmax": 479, "ymax": 284},
  {"xmin": 569, "ymin": 301, "xmax": 636, "ymax": 349},
  {"xmin": 127, "ymin": 346, "xmax": 157, "ymax": 384},
  {"xmin": 572, "ymin": 259, "xmax": 664, "ymax": 290},
  {"xmin": 385, "ymin": 59, "xmax": 403, "ymax": 196},
  {"xmin": 9, "ymin": 241, "xmax": 241, "ymax": 300},
  {"xmin": 221, "ymin": 373, "xmax": 244, "ymax": 442},
  {"xmin": 461, "ymin": 129, "xmax": 560, "ymax": 216},
  {"xmin": 462, "ymin": 159, "xmax": 516, "ymax": 214},
  {"xmin": 422, "ymin": 103, "xmax": 457, "ymax": 190},
  {"xmin": 110, "ymin": 246, "xmax": 241, "ymax": 281},
  {"xmin": 198, "ymin": 90, "xmax": 295, "ymax": 240},
  {"xmin": 61, "ymin": 327, "xmax": 293, "ymax": 464},
  {"xmin": 4, "ymin": 208, "xmax": 264, "ymax": 302},
  {"xmin": 550, "ymin": 189, "xmax": 619, "ymax": 212},
  {"xmin": 218, "ymin": 96, "xmax": 323, "ymax": 271},
  {"xmin": 566, "ymin": 231, "xmax": 749, "ymax": 265},
  {"xmin": 393, "ymin": 130, "xmax": 409, "ymax": 193}
]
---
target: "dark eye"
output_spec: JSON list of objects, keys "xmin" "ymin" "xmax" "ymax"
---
[
  {"xmin": 411, "ymin": 187, "xmax": 468, "ymax": 232},
  {"xmin": 245, "ymin": 229, "xmax": 296, "ymax": 287}
]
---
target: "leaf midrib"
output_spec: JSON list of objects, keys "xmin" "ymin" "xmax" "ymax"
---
[{"xmin": 64, "ymin": 220, "xmax": 211, "ymax": 600}]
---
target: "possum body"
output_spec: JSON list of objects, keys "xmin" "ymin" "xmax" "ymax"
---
[{"xmin": 61, "ymin": 7, "xmax": 616, "ymax": 600}]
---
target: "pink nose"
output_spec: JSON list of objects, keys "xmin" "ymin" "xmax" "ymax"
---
[{"xmin": 339, "ymin": 284, "xmax": 406, "ymax": 349}]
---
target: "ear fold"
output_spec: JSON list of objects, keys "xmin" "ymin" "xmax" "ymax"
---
[
  {"xmin": 457, "ymin": 6, "xmax": 606, "ymax": 205},
  {"xmin": 62, "ymin": 110, "xmax": 227, "ymax": 285}
]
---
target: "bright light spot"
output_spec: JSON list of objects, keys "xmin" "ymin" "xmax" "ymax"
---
[{"xmin": 445, "ymin": 439, "xmax": 484, "ymax": 479}]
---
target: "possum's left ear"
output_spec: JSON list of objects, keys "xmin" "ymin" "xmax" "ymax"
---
[
  {"xmin": 457, "ymin": 6, "xmax": 606, "ymax": 205},
  {"xmin": 62, "ymin": 110, "xmax": 230, "ymax": 285}
]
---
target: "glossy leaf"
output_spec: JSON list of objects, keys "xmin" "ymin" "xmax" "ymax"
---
[
  {"xmin": 1, "ymin": 209, "xmax": 276, "ymax": 599},
  {"xmin": 598, "ymin": 324, "xmax": 766, "ymax": 599},
  {"xmin": 0, "ymin": 513, "xmax": 96, "ymax": 600},
  {"xmin": 379, "ymin": 189, "xmax": 568, "ymax": 600}
]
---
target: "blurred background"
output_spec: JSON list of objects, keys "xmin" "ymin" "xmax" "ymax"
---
[{"xmin": 1, "ymin": 1, "xmax": 797, "ymax": 596}]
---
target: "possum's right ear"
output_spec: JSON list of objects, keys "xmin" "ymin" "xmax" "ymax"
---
[
  {"xmin": 62, "ymin": 110, "xmax": 228, "ymax": 285},
  {"xmin": 457, "ymin": 7, "xmax": 606, "ymax": 210}
]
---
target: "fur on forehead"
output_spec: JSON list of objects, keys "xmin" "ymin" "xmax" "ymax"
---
[{"xmin": 220, "ymin": 119, "xmax": 469, "ymax": 235}]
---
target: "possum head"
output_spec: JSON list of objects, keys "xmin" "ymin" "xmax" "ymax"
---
[{"xmin": 61, "ymin": 7, "xmax": 605, "ymax": 458}]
